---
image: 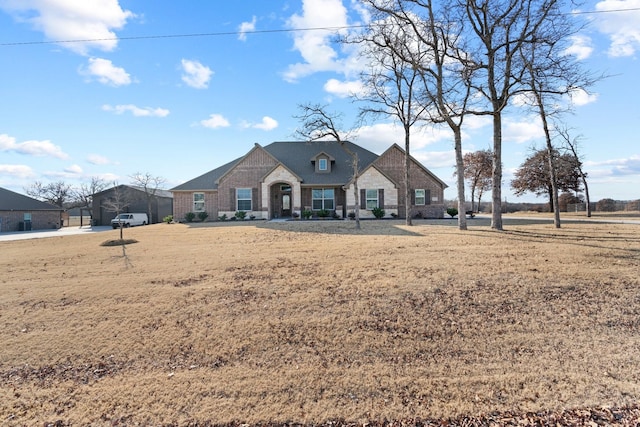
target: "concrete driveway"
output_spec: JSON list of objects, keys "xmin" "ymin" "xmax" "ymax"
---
[{"xmin": 0, "ymin": 226, "xmax": 112, "ymax": 242}]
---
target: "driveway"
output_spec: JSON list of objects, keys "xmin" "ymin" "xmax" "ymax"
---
[{"xmin": 0, "ymin": 226, "xmax": 112, "ymax": 242}]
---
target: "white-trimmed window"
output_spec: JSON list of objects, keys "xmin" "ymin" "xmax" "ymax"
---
[
  {"xmin": 236, "ymin": 188, "xmax": 252, "ymax": 211},
  {"xmin": 312, "ymin": 188, "xmax": 334, "ymax": 210},
  {"xmin": 415, "ymin": 189, "xmax": 426, "ymax": 206},
  {"xmin": 193, "ymin": 193, "xmax": 205, "ymax": 211},
  {"xmin": 366, "ymin": 189, "xmax": 379, "ymax": 210},
  {"xmin": 318, "ymin": 158, "xmax": 328, "ymax": 171}
]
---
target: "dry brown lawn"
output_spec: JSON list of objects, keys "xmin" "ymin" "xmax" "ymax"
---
[{"xmin": 1, "ymin": 218, "xmax": 639, "ymax": 425}]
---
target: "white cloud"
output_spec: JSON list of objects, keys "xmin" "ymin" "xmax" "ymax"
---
[
  {"xmin": 585, "ymin": 154, "xmax": 640, "ymax": 176},
  {"xmin": 0, "ymin": 0, "xmax": 134, "ymax": 55},
  {"xmin": 412, "ymin": 150, "xmax": 457, "ymax": 169},
  {"xmin": 87, "ymin": 154, "xmax": 111, "ymax": 165},
  {"xmin": 0, "ymin": 133, "xmax": 68, "ymax": 159},
  {"xmin": 245, "ymin": 116, "xmax": 279, "ymax": 131},
  {"xmin": 594, "ymin": 0, "xmax": 640, "ymax": 57},
  {"xmin": 0, "ymin": 164, "xmax": 35, "ymax": 179},
  {"xmin": 564, "ymin": 35, "xmax": 594, "ymax": 60},
  {"xmin": 238, "ymin": 16, "xmax": 257, "ymax": 41},
  {"xmin": 181, "ymin": 59, "xmax": 213, "ymax": 89},
  {"xmin": 323, "ymin": 78, "xmax": 366, "ymax": 98},
  {"xmin": 102, "ymin": 104, "xmax": 170, "ymax": 117},
  {"xmin": 354, "ymin": 122, "xmax": 452, "ymax": 153},
  {"xmin": 64, "ymin": 164, "xmax": 83, "ymax": 175},
  {"xmin": 200, "ymin": 114, "xmax": 230, "ymax": 129},
  {"xmin": 568, "ymin": 88, "xmax": 598, "ymax": 106},
  {"xmin": 82, "ymin": 58, "xmax": 131, "ymax": 86},
  {"xmin": 284, "ymin": 0, "xmax": 350, "ymax": 82},
  {"xmin": 502, "ymin": 117, "xmax": 545, "ymax": 144}
]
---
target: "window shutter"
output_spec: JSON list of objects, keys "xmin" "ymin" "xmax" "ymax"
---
[
  {"xmin": 252, "ymin": 188, "xmax": 258, "ymax": 210},
  {"xmin": 360, "ymin": 189, "xmax": 366, "ymax": 209},
  {"xmin": 230, "ymin": 188, "xmax": 236, "ymax": 210},
  {"xmin": 378, "ymin": 189, "xmax": 384, "ymax": 208},
  {"xmin": 426, "ymin": 189, "xmax": 431, "ymax": 205},
  {"xmin": 411, "ymin": 189, "xmax": 415, "ymax": 205}
]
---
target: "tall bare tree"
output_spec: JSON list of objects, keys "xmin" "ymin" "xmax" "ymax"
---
[
  {"xmin": 558, "ymin": 128, "xmax": 591, "ymax": 217},
  {"xmin": 129, "ymin": 172, "xmax": 166, "ymax": 224},
  {"xmin": 461, "ymin": 0, "xmax": 576, "ymax": 230},
  {"xmin": 24, "ymin": 180, "xmax": 74, "ymax": 208},
  {"xmin": 294, "ymin": 104, "xmax": 362, "ymax": 230},
  {"xmin": 351, "ymin": 8, "xmax": 432, "ymax": 225}
]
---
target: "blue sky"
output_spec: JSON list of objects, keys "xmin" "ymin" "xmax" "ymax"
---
[{"xmin": 0, "ymin": 0, "xmax": 638, "ymax": 204}]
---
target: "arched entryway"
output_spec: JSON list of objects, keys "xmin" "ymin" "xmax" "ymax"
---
[{"xmin": 270, "ymin": 182, "xmax": 293, "ymax": 219}]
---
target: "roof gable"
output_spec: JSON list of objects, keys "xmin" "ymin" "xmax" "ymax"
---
[
  {"xmin": 0, "ymin": 187, "xmax": 63, "ymax": 211},
  {"xmin": 377, "ymin": 144, "xmax": 449, "ymax": 189}
]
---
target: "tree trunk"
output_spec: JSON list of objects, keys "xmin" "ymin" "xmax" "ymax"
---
[
  {"xmin": 491, "ymin": 112, "xmax": 503, "ymax": 230},
  {"xmin": 454, "ymin": 128, "xmax": 467, "ymax": 230},
  {"xmin": 582, "ymin": 172, "xmax": 591, "ymax": 217},
  {"xmin": 404, "ymin": 126, "xmax": 412, "ymax": 226}
]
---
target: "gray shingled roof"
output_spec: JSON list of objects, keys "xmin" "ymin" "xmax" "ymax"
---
[
  {"xmin": 263, "ymin": 141, "xmax": 379, "ymax": 185},
  {"xmin": 170, "ymin": 141, "xmax": 379, "ymax": 191},
  {"xmin": 171, "ymin": 158, "xmax": 242, "ymax": 191},
  {"xmin": 0, "ymin": 187, "xmax": 63, "ymax": 211}
]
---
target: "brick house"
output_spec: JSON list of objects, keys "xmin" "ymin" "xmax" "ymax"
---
[
  {"xmin": 0, "ymin": 187, "xmax": 64, "ymax": 232},
  {"xmin": 170, "ymin": 141, "xmax": 448, "ymax": 221}
]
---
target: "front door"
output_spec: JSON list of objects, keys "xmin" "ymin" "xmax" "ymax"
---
[{"xmin": 282, "ymin": 194, "xmax": 291, "ymax": 217}]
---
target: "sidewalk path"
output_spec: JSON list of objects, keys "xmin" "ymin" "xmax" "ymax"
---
[{"xmin": 0, "ymin": 226, "xmax": 112, "ymax": 242}]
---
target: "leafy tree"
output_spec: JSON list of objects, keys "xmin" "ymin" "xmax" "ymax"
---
[
  {"xmin": 596, "ymin": 198, "xmax": 616, "ymax": 212},
  {"xmin": 558, "ymin": 192, "xmax": 583, "ymax": 212},
  {"xmin": 511, "ymin": 148, "xmax": 582, "ymax": 212},
  {"xmin": 462, "ymin": 149, "xmax": 493, "ymax": 212},
  {"xmin": 24, "ymin": 180, "xmax": 74, "ymax": 208}
]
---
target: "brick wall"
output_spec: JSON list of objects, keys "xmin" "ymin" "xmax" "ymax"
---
[
  {"xmin": 173, "ymin": 191, "xmax": 217, "ymax": 222},
  {"xmin": 0, "ymin": 210, "xmax": 61, "ymax": 232}
]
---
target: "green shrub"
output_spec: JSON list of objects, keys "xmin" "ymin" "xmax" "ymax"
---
[
  {"xmin": 371, "ymin": 207, "xmax": 385, "ymax": 219},
  {"xmin": 446, "ymin": 207, "xmax": 458, "ymax": 218},
  {"xmin": 162, "ymin": 215, "xmax": 173, "ymax": 224},
  {"xmin": 184, "ymin": 212, "xmax": 196, "ymax": 222},
  {"xmin": 348, "ymin": 211, "xmax": 356, "ymax": 220},
  {"xmin": 235, "ymin": 211, "xmax": 247, "ymax": 220},
  {"xmin": 218, "ymin": 213, "xmax": 227, "ymax": 221},
  {"xmin": 197, "ymin": 211, "xmax": 209, "ymax": 222},
  {"xmin": 302, "ymin": 210, "xmax": 313, "ymax": 219},
  {"xmin": 317, "ymin": 209, "xmax": 330, "ymax": 218}
]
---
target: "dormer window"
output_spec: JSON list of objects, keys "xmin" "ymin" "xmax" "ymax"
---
[{"xmin": 312, "ymin": 152, "xmax": 334, "ymax": 173}]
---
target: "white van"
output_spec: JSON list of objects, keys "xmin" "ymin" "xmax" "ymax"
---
[{"xmin": 111, "ymin": 213, "xmax": 148, "ymax": 229}]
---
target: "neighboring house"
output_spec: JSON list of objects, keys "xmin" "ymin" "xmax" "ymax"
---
[
  {"xmin": 171, "ymin": 141, "xmax": 447, "ymax": 221},
  {"xmin": 0, "ymin": 187, "xmax": 64, "ymax": 232},
  {"xmin": 92, "ymin": 185, "xmax": 174, "ymax": 226}
]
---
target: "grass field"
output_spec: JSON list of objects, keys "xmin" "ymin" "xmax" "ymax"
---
[{"xmin": 1, "ymin": 218, "xmax": 639, "ymax": 425}]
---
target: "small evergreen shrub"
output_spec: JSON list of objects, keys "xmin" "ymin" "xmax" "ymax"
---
[
  {"xmin": 184, "ymin": 212, "xmax": 196, "ymax": 222},
  {"xmin": 302, "ymin": 210, "xmax": 313, "ymax": 219},
  {"xmin": 163, "ymin": 215, "xmax": 173, "ymax": 224},
  {"xmin": 235, "ymin": 211, "xmax": 247, "ymax": 220},
  {"xmin": 371, "ymin": 207, "xmax": 385, "ymax": 219},
  {"xmin": 446, "ymin": 207, "xmax": 458, "ymax": 218},
  {"xmin": 197, "ymin": 211, "xmax": 209, "ymax": 222}
]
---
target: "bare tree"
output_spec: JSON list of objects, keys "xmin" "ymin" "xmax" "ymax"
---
[
  {"xmin": 461, "ymin": 0, "xmax": 577, "ymax": 230},
  {"xmin": 73, "ymin": 177, "xmax": 108, "ymax": 209},
  {"xmin": 129, "ymin": 172, "xmax": 166, "ymax": 224},
  {"xmin": 294, "ymin": 104, "xmax": 362, "ymax": 230},
  {"xmin": 24, "ymin": 180, "xmax": 74, "ymax": 208},
  {"xmin": 351, "ymin": 9, "xmax": 432, "ymax": 225},
  {"xmin": 462, "ymin": 149, "xmax": 493, "ymax": 212},
  {"xmin": 101, "ymin": 184, "xmax": 132, "ymax": 240},
  {"xmin": 558, "ymin": 128, "xmax": 591, "ymax": 217}
]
